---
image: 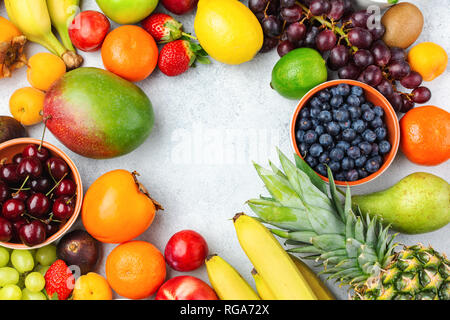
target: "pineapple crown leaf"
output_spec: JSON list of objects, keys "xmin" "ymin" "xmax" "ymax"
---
[
  {"xmin": 326, "ymin": 165, "xmax": 346, "ymax": 221},
  {"xmin": 269, "ymin": 160, "xmax": 286, "ymax": 179},
  {"xmin": 312, "ymin": 234, "xmax": 346, "ymax": 251},
  {"xmin": 287, "ymin": 246, "xmax": 323, "ymax": 254},
  {"xmin": 321, "ymin": 249, "xmax": 348, "ymax": 260},
  {"xmin": 284, "ymin": 239, "xmax": 303, "ymax": 246},
  {"xmin": 247, "ymin": 199, "xmax": 314, "ymax": 232},
  {"xmin": 293, "ymin": 151, "xmax": 328, "ymax": 195},
  {"xmin": 354, "ymin": 217, "xmax": 366, "ymax": 243},
  {"xmin": 247, "ymin": 149, "xmax": 411, "ymax": 295}
]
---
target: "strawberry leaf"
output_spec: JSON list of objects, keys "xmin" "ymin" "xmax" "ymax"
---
[
  {"xmin": 161, "ymin": 20, "xmax": 183, "ymax": 43},
  {"xmin": 196, "ymin": 56, "xmax": 211, "ymax": 65},
  {"xmin": 185, "ymin": 40, "xmax": 211, "ymax": 65}
]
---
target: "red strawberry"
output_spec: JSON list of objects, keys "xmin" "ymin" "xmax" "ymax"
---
[
  {"xmin": 44, "ymin": 259, "xmax": 75, "ymax": 300},
  {"xmin": 142, "ymin": 13, "xmax": 183, "ymax": 44},
  {"xmin": 158, "ymin": 39, "xmax": 210, "ymax": 77}
]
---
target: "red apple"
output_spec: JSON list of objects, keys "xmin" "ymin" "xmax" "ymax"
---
[
  {"xmin": 156, "ymin": 276, "xmax": 218, "ymax": 300},
  {"xmin": 69, "ymin": 10, "xmax": 110, "ymax": 52},
  {"xmin": 165, "ymin": 230, "xmax": 208, "ymax": 271},
  {"xmin": 161, "ymin": 0, "xmax": 198, "ymax": 15}
]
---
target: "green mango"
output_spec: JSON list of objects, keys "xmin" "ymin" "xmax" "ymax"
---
[
  {"xmin": 352, "ymin": 172, "xmax": 450, "ymax": 234},
  {"xmin": 43, "ymin": 67, "xmax": 154, "ymax": 159}
]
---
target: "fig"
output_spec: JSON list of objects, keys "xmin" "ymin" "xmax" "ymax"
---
[
  {"xmin": 57, "ymin": 229, "xmax": 100, "ymax": 275},
  {"xmin": 0, "ymin": 116, "xmax": 27, "ymax": 144}
]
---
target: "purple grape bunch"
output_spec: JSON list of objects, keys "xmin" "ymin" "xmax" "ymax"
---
[{"xmin": 248, "ymin": 0, "xmax": 431, "ymax": 113}]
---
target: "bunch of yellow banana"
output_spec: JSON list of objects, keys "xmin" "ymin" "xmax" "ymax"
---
[
  {"xmin": 206, "ymin": 213, "xmax": 335, "ymax": 300},
  {"xmin": 206, "ymin": 255, "xmax": 260, "ymax": 300},
  {"xmin": 251, "ymin": 269, "xmax": 276, "ymax": 300},
  {"xmin": 5, "ymin": 0, "xmax": 83, "ymax": 69}
]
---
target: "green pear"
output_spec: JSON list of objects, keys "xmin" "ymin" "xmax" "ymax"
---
[{"xmin": 352, "ymin": 172, "xmax": 450, "ymax": 234}]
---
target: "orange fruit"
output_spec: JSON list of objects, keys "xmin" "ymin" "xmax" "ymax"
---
[
  {"xmin": 101, "ymin": 25, "xmax": 158, "ymax": 82},
  {"xmin": 9, "ymin": 87, "xmax": 45, "ymax": 126},
  {"xmin": 400, "ymin": 105, "xmax": 450, "ymax": 166},
  {"xmin": 106, "ymin": 241, "xmax": 166, "ymax": 300},
  {"xmin": 73, "ymin": 272, "xmax": 113, "ymax": 300},
  {"xmin": 82, "ymin": 170, "xmax": 160, "ymax": 244},
  {"xmin": 27, "ymin": 52, "xmax": 66, "ymax": 91},
  {"xmin": 408, "ymin": 42, "xmax": 448, "ymax": 81}
]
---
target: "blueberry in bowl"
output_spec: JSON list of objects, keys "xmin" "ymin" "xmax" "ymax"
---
[{"xmin": 291, "ymin": 80, "xmax": 400, "ymax": 186}]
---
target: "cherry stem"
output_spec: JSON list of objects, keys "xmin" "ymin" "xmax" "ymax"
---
[
  {"xmin": 11, "ymin": 187, "xmax": 30, "ymax": 191},
  {"xmin": 12, "ymin": 175, "xmax": 29, "ymax": 197},
  {"xmin": 47, "ymin": 163, "xmax": 57, "ymax": 184},
  {"xmin": 44, "ymin": 213, "xmax": 62, "ymax": 224},
  {"xmin": 45, "ymin": 172, "xmax": 68, "ymax": 197},
  {"xmin": 65, "ymin": 192, "xmax": 77, "ymax": 205},
  {"xmin": 38, "ymin": 117, "xmax": 49, "ymax": 151},
  {"xmin": 23, "ymin": 212, "xmax": 38, "ymax": 221}
]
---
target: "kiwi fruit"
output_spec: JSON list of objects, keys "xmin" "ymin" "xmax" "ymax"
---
[{"xmin": 381, "ymin": 3, "xmax": 424, "ymax": 49}]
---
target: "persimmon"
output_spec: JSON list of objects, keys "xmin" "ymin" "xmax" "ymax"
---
[
  {"xmin": 0, "ymin": 17, "xmax": 27, "ymax": 78},
  {"xmin": 81, "ymin": 169, "xmax": 163, "ymax": 243}
]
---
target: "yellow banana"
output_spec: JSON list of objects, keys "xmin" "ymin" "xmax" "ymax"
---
[
  {"xmin": 251, "ymin": 269, "xmax": 276, "ymax": 300},
  {"xmin": 233, "ymin": 213, "xmax": 317, "ymax": 300},
  {"xmin": 205, "ymin": 255, "xmax": 260, "ymax": 300},
  {"xmin": 46, "ymin": 0, "xmax": 79, "ymax": 52},
  {"xmin": 5, "ymin": 0, "xmax": 82, "ymax": 69},
  {"xmin": 289, "ymin": 254, "xmax": 335, "ymax": 300}
]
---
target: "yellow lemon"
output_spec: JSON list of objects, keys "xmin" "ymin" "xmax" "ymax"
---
[{"xmin": 194, "ymin": 0, "xmax": 263, "ymax": 65}]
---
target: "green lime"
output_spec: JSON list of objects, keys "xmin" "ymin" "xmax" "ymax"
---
[{"xmin": 271, "ymin": 48, "xmax": 327, "ymax": 100}]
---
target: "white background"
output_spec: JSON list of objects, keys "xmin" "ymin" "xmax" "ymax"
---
[{"xmin": 0, "ymin": 0, "xmax": 448, "ymax": 300}]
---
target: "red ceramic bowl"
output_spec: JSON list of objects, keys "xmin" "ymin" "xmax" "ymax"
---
[
  {"xmin": 290, "ymin": 79, "xmax": 400, "ymax": 186},
  {"xmin": 0, "ymin": 138, "xmax": 83, "ymax": 249}
]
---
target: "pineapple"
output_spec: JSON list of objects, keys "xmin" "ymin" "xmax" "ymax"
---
[{"xmin": 247, "ymin": 149, "xmax": 449, "ymax": 300}]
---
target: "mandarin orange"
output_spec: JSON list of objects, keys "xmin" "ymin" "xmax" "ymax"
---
[
  {"xmin": 105, "ymin": 241, "xmax": 166, "ymax": 300},
  {"xmin": 400, "ymin": 105, "xmax": 450, "ymax": 166},
  {"xmin": 101, "ymin": 25, "xmax": 158, "ymax": 82}
]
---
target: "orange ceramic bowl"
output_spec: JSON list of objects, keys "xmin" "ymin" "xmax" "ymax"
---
[
  {"xmin": 290, "ymin": 79, "xmax": 400, "ymax": 187},
  {"xmin": 0, "ymin": 138, "xmax": 83, "ymax": 249}
]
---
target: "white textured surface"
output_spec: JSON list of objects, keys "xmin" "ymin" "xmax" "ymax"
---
[{"xmin": 0, "ymin": 0, "xmax": 448, "ymax": 300}]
